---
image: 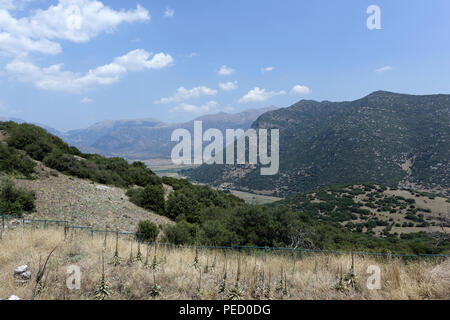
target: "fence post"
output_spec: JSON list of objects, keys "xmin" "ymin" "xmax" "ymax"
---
[
  {"xmin": 351, "ymin": 245, "xmax": 355, "ymax": 271},
  {"xmin": 103, "ymin": 229, "xmax": 108, "ymax": 249},
  {"xmin": 64, "ymin": 221, "xmax": 68, "ymax": 240},
  {"xmin": 0, "ymin": 209, "xmax": 3, "ymax": 240}
]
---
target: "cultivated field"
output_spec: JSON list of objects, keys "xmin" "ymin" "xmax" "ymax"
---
[
  {"xmin": 228, "ymin": 190, "xmax": 282, "ymax": 205},
  {"xmin": 142, "ymin": 159, "xmax": 199, "ymax": 178},
  {"xmin": 0, "ymin": 227, "xmax": 448, "ymax": 300}
]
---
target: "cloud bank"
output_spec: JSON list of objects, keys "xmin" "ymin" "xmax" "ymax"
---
[{"xmin": 6, "ymin": 49, "xmax": 173, "ymax": 93}]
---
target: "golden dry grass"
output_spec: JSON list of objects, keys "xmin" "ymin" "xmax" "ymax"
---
[{"xmin": 0, "ymin": 227, "xmax": 449, "ymax": 300}]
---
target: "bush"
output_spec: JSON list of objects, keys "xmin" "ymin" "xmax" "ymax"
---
[
  {"xmin": 137, "ymin": 220, "xmax": 160, "ymax": 242},
  {"xmin": 127, "ymin": 184, "xmax": 165, "ymax": 215},
  {"xmin": 0, "ymin": 180, "xmax": 36, "ymax": 216},
  {"xmin": 165, "ymin": 184, "xmax": 243, "ymax": 222},
  {"xmin": 0, "ymin": 143, "xmax": 35, "ymax": 177},
  {"xmin": 130, "ymin": 177, "xmax": 244, "ymax": 222},
  {"xmin": 164, "ymin": 221, "xmax": 199, "ymax": 245},
  {"xmin": 7, "ymin": 123, "xmax": 76, "ymax": 160},
  {"xmin": 166, "ymin": 190, "xmax": 200, "ymax": 222},
  {"xmin": 162, "ymin": 177, "xmax": 192, "ymax": 190}
]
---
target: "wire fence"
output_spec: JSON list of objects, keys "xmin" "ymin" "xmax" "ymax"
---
[{"xmin": 1, "ymin": 211, "xmax": 449, "ymax": 259}]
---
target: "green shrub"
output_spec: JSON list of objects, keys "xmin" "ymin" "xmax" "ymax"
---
[
  {"xmin": 127, "ymin": 184, "xmax": 165, "ymax": 215},
  {"xmin": 164, "ymin": 221, "xmax": 199, "ymax": 245},
  {"xmin": 7, "ymin": 123, "xmax": 76, "ymax": 160},
  {"xmin": 137, "ymin": 220, "xmax": 160, "ymax": 242},
  {"xmin": 162, "ymin": 177, "xmax": 192, "ymax": 190},
  {"xmin": 0, "ymin": 143, "xmax": 36, "ymax": 177},
  {"xmin": 165, "ymin": 184, "xmax": 243, "ymax": 222},
  {"xmin": 0, "ymin": 180, "xmax": 36, "ymax": 216},
  {"xmin": 166, "ymin": 190, "xmax": 200, "ymax": 222}
]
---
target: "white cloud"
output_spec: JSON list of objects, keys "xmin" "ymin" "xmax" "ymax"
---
[
  {"xmin": 81, "ymin": 97, "xmax": 93, "ymax": 103},
  {"xmin": 219, "ymin": 81, "xmax": 238, "ymax": 91},
  {"xmin": 6, "ymin": 49, "xmax": 173, "ymax": 93},
  {"xmin": 164, "ymin": 7, "xmax": 174, "ymax": 17},
  {"xmin": 0, "ymin": 33, "xmax": 62, "ymax": 55},
  {"xmin": 239, "ymin": 87, "xmax": 286, "ymax": 103},
  {"xmin": 261, "ymin": 66, "xmax": 275, "ymax": 74},
  {"xmin": 217, "ymin": 65, "xmax": 235, "ymax": 76},
  {"xmin": 375, "ymin": 66, "xmax": 393, "ymax": 73},
  {"xmin": 156, "ymin": 86, "xmax": 217, "ymax": 104},
  {"xmin": 0, "ymin": 0, "xmax": 14, "ymax": 10},
  {"xmin": 170, "ymin": 101, "xmax": 218, "ymax": 113},
  {"xmin": 0, "ymin": 0, "xmax": 150, "ymax": 56},
  {"xmin": 291, "ymin": 85, "xmax": 311, "ymax": 95}
]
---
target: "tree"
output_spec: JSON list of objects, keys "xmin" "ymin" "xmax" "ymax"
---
[
  {"xmin": 127, "ymin": 184, "xmax": 165, "ymax": 215},
  {"xmin": 137, "ymin": 220, "xmax": 160, "ymax": 242},
  {"xmin": 0, "ymin": 179, "xmax": 36, "ymax": 216},
  {"xmin": 166, "ymin": 191, "xmax": 200, "ymax": 222},
  {"xmin": 164, "ymin": 221, "xmax": 199, "ymax": 245}
]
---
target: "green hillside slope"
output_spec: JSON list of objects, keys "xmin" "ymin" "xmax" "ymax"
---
[{"xmin": 186, "ymin": 91, "xmax": 450, "ymax": 196}]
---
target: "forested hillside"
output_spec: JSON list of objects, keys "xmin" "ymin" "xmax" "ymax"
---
[{"xmin": 186, "ymin": 91, "xmax": 450, "ymax": 197}]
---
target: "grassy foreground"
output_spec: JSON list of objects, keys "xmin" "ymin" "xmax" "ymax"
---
[{"xmin": 0, "ymin": 227, "xmax": 449, "ymax": 300}]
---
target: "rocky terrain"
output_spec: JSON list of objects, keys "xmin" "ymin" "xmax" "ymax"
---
[{"xmin": 12, "ymin": 162, "xmax": 172, "ymax": 232}]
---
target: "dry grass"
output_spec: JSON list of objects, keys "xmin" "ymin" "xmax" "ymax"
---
[{"xmin": 0, "ymin": 227, "xmax": 449, "ymax": 300}]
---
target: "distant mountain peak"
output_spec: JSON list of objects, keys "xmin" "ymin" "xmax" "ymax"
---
[
  {"xmin": 367, "ymin": 90, "xmax": 396, "ymax": 96},
  {"xmin": 61, "ymin": 106, "xmax": 277, "ymax": 159}
]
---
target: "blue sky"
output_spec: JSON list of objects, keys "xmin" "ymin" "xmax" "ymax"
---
[{"xmin": 0, "ymin": 0, "xmax": 450, "ymax": 131}]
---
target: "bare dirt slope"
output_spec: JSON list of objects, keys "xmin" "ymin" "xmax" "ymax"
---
[{"xmin": 13, "ymin": 163, "xmax": 173, "ymax": 232}]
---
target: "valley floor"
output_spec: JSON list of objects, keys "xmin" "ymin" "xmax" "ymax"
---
[{"xmin": 0, "ymin": 227, "xmax": 448, "ymax": 300}]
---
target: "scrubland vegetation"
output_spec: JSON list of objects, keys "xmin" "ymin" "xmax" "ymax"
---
[
  {"xmin": 1, "ymin": 121, "xmax": 448, "ymax": 261},
  {"xmin": 0, "ymin": 121, "xmax": 159, "ymax": 188}
]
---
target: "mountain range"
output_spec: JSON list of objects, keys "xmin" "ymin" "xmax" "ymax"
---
[
  {"xmin": 186, "ymin": 91, "xmax": 450, "ymax": 196},
  {"xmin": 1, "ymin": 107, "xmax": 276, "ymax": 160}
]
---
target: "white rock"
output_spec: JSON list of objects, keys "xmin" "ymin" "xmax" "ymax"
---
[
  {"xmin": 14, "ymin": 265, "xmax": 28, "ymax": 275},
  {"xmin": 17, "ymin": 271, "xmax": 31, "ymax": 280},
  {"xmin": 8, "ymin": 295, "xmax": 21, "ymax": 300}
]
